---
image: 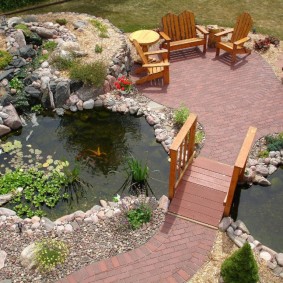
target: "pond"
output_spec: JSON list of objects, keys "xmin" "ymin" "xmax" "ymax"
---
[
  {"xmin": 232, "ymin": 167, "xmax": 283, "ymax": 252},
  {"xmin": 1, "ymin": 109, "xmax": 169, "ymax": 220}
]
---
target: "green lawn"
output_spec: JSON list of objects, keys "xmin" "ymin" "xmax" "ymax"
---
[{"xmin": 12, "ymin": 0, "xmax": 283, "ymax": 39}]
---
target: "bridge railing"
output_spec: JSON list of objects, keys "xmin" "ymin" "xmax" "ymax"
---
[
  {"xmin": 223, "ymin": 126, "xmax": 257, "ymax": 216},
  {"xmin": 168, "ymin": 113, "xmax": 197, "ymax": 200}
]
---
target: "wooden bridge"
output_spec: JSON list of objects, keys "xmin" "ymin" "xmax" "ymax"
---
[{"xmin": 168, "ymin": 114, "xmax": 257, "ymax": 228}]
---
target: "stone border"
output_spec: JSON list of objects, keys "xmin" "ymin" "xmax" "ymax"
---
[{"xmin": 219, "ymin": 217, "xmax": 283, "ymax": 278}]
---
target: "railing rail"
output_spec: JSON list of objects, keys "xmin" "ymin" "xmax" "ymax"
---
[
  {"xmin": 168, "ymin": 113, "xmax": 197, "ymax": 200},
  {"xmin": 223, "ymin": 126, "xmax": 257, "ymax": 216}
]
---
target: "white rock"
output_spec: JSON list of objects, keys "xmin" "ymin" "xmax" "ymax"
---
[
  {"xmin": 158, "ymin": 195, "xmax": 170, "ymax": 212},
  {"xmin": 56, "ymin": 225, "xmax": 64, "ymax": 235},
  {"xmin": 276, "ymin": 253, "xmax": 283, "ymax": 266},
  {"xmin": 260, "ymin": 251, "xmax": 272, "ymax": 261},
  {"xmin": 31, "ymin": 216, "xmax": 40, "ymax": 224},
  {"xmin": 234, "ymin": 229, "xmax": 243, "ymax": 236},
  {"xmin": 83, "ymin": 99, "xmax": 95, "ymax": 109},
  {"xmin": 0, "ymin": 250, "xmax": 7, "ymax": 269},
  {"xmin": 105, "ymin": 210, "xmax": 114, "ymax": 218},
  {"xmin": 20, "ymin": 243, "xmax": 37, "ymax": 269},
  {"xmin": 64, "ymin": 224, "xmax": 73, "ymax": 233},
  {"xmin": 31, "ymin": 222, "xmax": 40, "ymax": 230},
  {"xmin": 91, "ymin": 214, "xmax": 99, "ymax": 223},
  {"xmin": 41, "ymin": 61, "xmax": 49, "ymax": 68},
  {"xmin": 0, "ymin": 208, "xmax": 16, "ymax": 216},
  {"xmin": 84, "ymin": 217, "xmax": 93, "ymax": 223},
  {"xmin": 100, "ymin": 200, "xmax": 108, "ymax": 208}
]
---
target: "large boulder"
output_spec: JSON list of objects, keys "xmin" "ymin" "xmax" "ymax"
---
[
  {"xmin": 24, "ymin": 86, "xmax": 42, "ymax": 100},
  {"xmin": 54, "ymin": 81, "xmax": 70, "ymax": 107},
  {"xmin": 20, "ymin": 243, "xmax": 37, "ymax": 269},
  {"xmin": 13, "ymin": 30, "xmax": 26, "ymax": 48},
  {"xmin": 35, "ymin": 27, "xmax": 56, "ymax": 39},
  {"xmin": 3, "ymin": 104, "xmax": 22, "ymax": 130},
  {"xmin": 0, "ymin": 207, "xmax": 16, "ymax": 216},
  {"xmin": 76, "ymin": 85, "xmax": 103, "ymax": 101},
  {"xmin": 19, "ymin": 45, "xmax": 36, "ymax": 58}
]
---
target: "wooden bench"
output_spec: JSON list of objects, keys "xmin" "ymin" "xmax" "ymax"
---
[{"xmin": 159, "ymin": 10, "xmax": 208, "ymax": 57}]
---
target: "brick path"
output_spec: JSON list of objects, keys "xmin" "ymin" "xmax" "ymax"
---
[{"xmin": 60, "ymin": 49, "xmax": 283, "ymax": 282}]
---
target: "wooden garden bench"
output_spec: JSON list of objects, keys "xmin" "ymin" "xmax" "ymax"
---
[{"xmin": 159, "ymin": 10, "xmax": 208, "ymax": 58}]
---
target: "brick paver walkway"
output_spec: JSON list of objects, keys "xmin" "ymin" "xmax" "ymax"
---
[{"xmin": 60, "ymin": 49, "xmax": 283, "ymax": 283}]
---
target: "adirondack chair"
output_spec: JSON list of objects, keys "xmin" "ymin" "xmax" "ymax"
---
[
  {"xmin": 215, "ymin": 12, "xmax": 253, "ymax": 64},
  {"xmin": 132, "ymin": 39, "xmax": 170, "ymax": 85},
  {"xmin": 159, "ymin": 10, "xmax": 208, "ymax": 57}
]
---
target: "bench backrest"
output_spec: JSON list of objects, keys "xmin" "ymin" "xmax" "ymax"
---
[
  {"xmin": 162, "ymin": 10, "xmax": 197, "ymax": 41},
  {"xmin": 231, "ymin": 12, "xmax": 253, "ymax": 43}
]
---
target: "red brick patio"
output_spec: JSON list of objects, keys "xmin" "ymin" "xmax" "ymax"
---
[{"xmin": 59, "ymin": 48, "xmax": 283, "ymax": 283}]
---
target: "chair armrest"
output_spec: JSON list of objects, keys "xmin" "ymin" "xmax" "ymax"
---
[
  {"xmin": 142, "ymin": 62, "xmax": 170, "ymax": 68},
  {"xmin": 159, "ymin": 31, "xmax": 171, "ymax": 41},
  {"xmin": 215, "ymin": 28, "xmax": 234, "ymax": 37},
  {"xmin": 144, "ymin": 49, "xmax": 168, "ymax": 55},
  {"xmin": 196, "ymin": 25, "xmax": 209, "ymax": 35},
  {"xmin": 233, "ymin": 37, "xmax": 250, "ymax": 46}
]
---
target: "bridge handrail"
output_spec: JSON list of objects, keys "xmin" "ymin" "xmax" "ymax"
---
[
  {"xmin": 168, "ymin": 113, "xmax": 197, "ymax": 200},
  {"xmin": 223, "ymin": 126, "xmax": 257, "ymax": 216}
]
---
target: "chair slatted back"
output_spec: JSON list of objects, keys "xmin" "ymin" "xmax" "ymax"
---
[
  {"xmin": 179, "ymin": 10, "xmax": 197, "ymax": 39},
  {"xmin": 132, "ymin": 39, "xmax": 149, "ymax": 65},
  {"xmin": 231, "ymin": 12, "xmax": 253, "ymax": 43},
  {"xmin": 162, "ymin": 13, "xmax": 180, "ymax": 41}
]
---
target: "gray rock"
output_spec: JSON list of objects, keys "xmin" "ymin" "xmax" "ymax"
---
[
  {"xmin": 10, "ymin": 57, "xmax": 26, "ymax": 68},
  {"xmin": 270, "ymin": 158, "xmax": 281, "ymax": 166},
  {"xmin": 100, "ymin": 200, "xmax": 108, "ymax": 208},
  {"xmin": 129, "ymin": 106, "xmax": 139, "ymax": 115},
  {"xmin": 14, "ymin": 30, "xmax": 26, "ymax": 48},
  {"xmin": 91, "ymin": 205, "xmax": 101, "ymax": 212},
  {"xmin": 74, "ymin": 210, "xmax": 85, "ymax": 218},
  {"xmin": 64, "ymin": 224, "xmax": 73, "ymax": 233},
  {"xmin": 73, "ymin": 20, "xmax": 87, "ymax": 29},
  {"xmin": 83, "ymin": 99, "xmax": 94, "ymax": 109},
  {"xmin": 269, "ymin": 151, "xmax": 277, "ymax": 158},
  {"xmin": 70, "ymin": 105, "xmax": 77, "ymax": 112},
  {"xmin": 3, "ymin": 104, "xmax": 22, "ymax": 130},
  {"xmin": 0, "ymin": 69, "xmax": 15, "ymax": 81},
  {"xmin": 68, "ymin": 94, "xmax": 80, "ymax": 106},
  {"xmin": 76, "ymin": 100, "xmax": 83, "ymax": 111},
  {"xmin": 234, "ymin": 229, "xmax": 243, "ymax": 236},
  {"xmin": 56, "ymin": 225, "xmax": 64, "ymax": 235},
  {"xmin": 248, "ymin": 158, "xmax": 258, "ymax": 167},
  {"xmin": 0, "ymin": 193, "xmax": 13, "ymax": 206},
  {"xmin": 20, "ymin": 243, "xmax": 37, "ymax": 269},
  {"xmin": 235, "ymin": 220, "xmax": 250, "ymax": 234},
  {"xmin": 7, "ymin": 17, "xmax": 23, "ymax": 28},
  {"xmin": 41, "ymin": 61, "xmax": 49, "ymax": 68},
  {"xmin": 71, "ymin": 221, "xmax": 80, "ymax": 231},
  {"xmin": 91, "ymin": 214, "xmax": 99, "ymax": 223},
  {"xmin": 276, "ymin": 253, "xmax": 283, "ymax": 266},
  {"xmin": 41, "ymin": 217, "xmax": 55, "ymax": 232},
  {"xmin": 105, "ymin": 210, "xmax": 114, "ymax": 218},
  {"xmin": 0, "ymin": 279, "xmax": 12, "ymax": 283},
  {"xmin": 273, "ymin": 266, "xmax": 283, "ymax": 276},
  {"xmin": 60, "ymin": 41, "xmax": 80, "ymax": 52},
  {"xmin": 268, "ymin": 164, "xmax": 278, "ymax": 175},
  {"xmin": 93, "ymin": 99, "xmax": 103, "ymax": 107},
  {"xmin": 158, "ymin": 195, "xmax": 170, "ymax": 212},
  {"xmin": 35, "ymin": 27, "xmax": 55, "ymax": 39},
  {"xmin": 0, "ymin": 208, "xmax": 16, "ymax": 216},
  {"xmin": 255, "ymin": 175, "xmax": 271, "ymax": 186},
  {"xmin": 31, "ymin": 222, "xmax": 40, "ymax": 230},
  {"xmin": 0, "ymin": 112, "xmax": 8, "ymax": 119},
  {"xmin": 19, "ymin": 45, "xmax": 36, "ymax": 58},
  {"xmin": 0, "ymin": 250, "xmax": 7, "ymax": 269},
  {"xmin": 24, "ymin": 86, "xmax": 42, "ymax": 99},
  {"xmin": 255, "ymin": 164, "xmax": 269, "ymax": 177},
  {"xmin": 55, "ymin": 81, "xmax": 70, "ymax": 107},
  {"xmin": 226, "ymin": 226, "xmax": 234, "ymax": 234}
]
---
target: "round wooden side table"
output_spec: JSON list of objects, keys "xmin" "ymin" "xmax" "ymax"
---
[{"xmin": 129, "ymin": 30, "xmax": 160, "ymax": 51}]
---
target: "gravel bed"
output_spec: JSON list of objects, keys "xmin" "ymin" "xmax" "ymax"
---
[{"xmin": 0, "ymin": 207, "xmax": 165, "ymax": 282}]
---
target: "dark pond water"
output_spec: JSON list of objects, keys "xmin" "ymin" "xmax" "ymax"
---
[
  {"xmin": 1, "ymin": 109, "xmax": 169, "ymax": 220},
  {"xmin": 232, "ymin": 167, "xmax": 283, "ymax": 252}
]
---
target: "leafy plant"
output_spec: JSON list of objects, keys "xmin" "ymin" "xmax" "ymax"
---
[
  {"xmin": 265, "ymin": 134, "xmax": 283, "ymax": 151},
  {"xmin": 221, "ymin": 242, "xmax": 259, "ymax": 283},
  {"xmin": 35, "ymin": 239, "xmax": 69, "ymax": 272},
  {"xmin": 50, "ymin": 55, "xmax": 74, "ymax": 71},
  {"xmin": 0, "ymin": 50, "xmax": 12, "ymax": 70},
  {"xmin": 55, "ymin": 18, "xmax": 67, "ymax": 26},
  {"xmin": 89, "ymin": 19, "xmax": 109, "ymax": 38},
  {"xmin": 173, "ymin": 104, "xmax": 190, "ymax": 127},
  {"xmin": 31, "ymin": 104, "xmax": 44, "ymax": 115},
  {"xmin": 9, "ymin": 77, "xmax": 24, "ymax": 93},
  {"xmin": 94, "ymin": 44, "xmax": 103, "ymax": 53},
  {"xmin": 195, "ymin": 130, "xmax": 204, "ymax": 144},
  {"xmin": 12, "ymin": 92, "xmax": 30, "ymax": 112},
  {"xmin": 118, "ymin": 156, "xmax": 154, "ymax": 197},
  {"xmin": 258, "ymin": 149, "xmax": 269, "ymax": 158},
  {"xmin": 254, "ymin": 37, "xmax": 270, "ymax": 51},
  {"xmin": 14, "ymin": 23, "xmax": 32, "ymax": 36},
  {"xmin": 69, "ymin": 60, "xmax": 106, "ymax": 86},
  {"xmin": 126, "ymin": 203, "xmax": 152, "ymax": 230}
]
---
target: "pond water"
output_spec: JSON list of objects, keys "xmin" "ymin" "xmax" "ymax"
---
[
  {"xmin": 232, "ymin": 167, "xmax": 283, "ymax": 252},
  {"xmin": 1, "ymin": 109, "xmax": 169, "ymax": 220}
]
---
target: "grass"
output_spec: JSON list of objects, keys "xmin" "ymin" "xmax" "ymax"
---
[{"xmin": 16, "ymin": 0, "xmax": 283, "ymax": 39}]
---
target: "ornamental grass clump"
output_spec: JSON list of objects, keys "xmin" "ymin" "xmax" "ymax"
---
[
  {"xmin": 0, "ymin": 50, "xmax": 12, "ymax": 70},
  {"xmin": 35, "ymin": 239, "xmax": 69, "ymax": 272},
  {"xmin": 173, "ymin": 104, "xmax": 190, "ymax": 127},
  {"xmin": 221, "ymin": 242, "xmax": 259, "ymax": 283}
]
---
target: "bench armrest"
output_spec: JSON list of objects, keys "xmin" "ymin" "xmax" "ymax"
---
[
  {"xmin": 196, "ymin": 25, "xmax": 209, "ymax": 35},
  {"xmin": 215, "ymin": 28, "xmax": 234, "ymax": 37},
  {"xmin": 159, "ymin": 31, "xmax": 171, "ymax": 41},
  {"xmin": 234, "ymin": 37, "xmax": 250, "ymax": 46},
  {"xmin": 142, "ymin": 62, "xmax": 170, "ymax": 68},
  {"xmin": 144, "ymin": 49, "xmax": 168, "ymax": 56}
]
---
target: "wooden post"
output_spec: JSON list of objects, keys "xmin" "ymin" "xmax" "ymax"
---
[
  {"xmin": 188, "ymin": 118, "xmax": 196, "ymax": 158},
  {"xmin": 168, "ymin": 149, "xmax": 177, "ymax": 200}
]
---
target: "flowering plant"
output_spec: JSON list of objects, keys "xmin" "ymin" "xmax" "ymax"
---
[{"xmin": 114, "ymin": 76, "xmax": 133, "ymax": 94}]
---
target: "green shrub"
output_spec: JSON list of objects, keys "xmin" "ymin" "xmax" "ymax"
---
[
  {"xmin": 69, "ymin": 60, "xmax": 106, "ymax": 86},
  {"xmin": 50, "ymin": 55, "xmax": 74, "ymax": 71},
  {"xmin": 258, "ymin": 149, "xmax": 269, "ymax": 158},
  {"xmin": 195, "ymin": 130, "xmax": 204, "ymax": 144},
  {"xmin": 89, "ymin": 19, "xmax": 109, "ymax": 38},
  {"xmin": 95, "ymin": 44, "xmax": 103, "ymax": 53},
  {"xmin": 9, "ymin": 77, "xmax": 24, "ymax": 93},
  {"xmin": 35, "ymin": 239, "xmax": 69, "ymax": 272},
  {"xmin": 0, "ymin": 50, "xmax": 12, "ymax": 70},
  {"xmin": 173, "ymin": 104, "xmax": 190, "ymax": 127},
  {"xmin": 265, "ymin": 134, "xmax": 283, "ymax": 151},
  {"xmin": 127, "ymin": 203, "xmax": 152, "ymax": 230},
  {"xmin": 42, "ymin": 41, "xmax": 58, "ymax": 51},
  {"xmin": 55, "ymin": 18, "xmax": 67, "ymax": 26},
  {"xmin": 221, "ymin": 242, "xmax": 259, "ymax": 283},
  {"xmin": 14, "ymin": 23, "xmax": 32, "ymax": 36}
]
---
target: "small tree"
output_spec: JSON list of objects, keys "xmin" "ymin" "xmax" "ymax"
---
[{"xmin": 221, "ymin": 242, "xmax": 259, "ymax": 283}]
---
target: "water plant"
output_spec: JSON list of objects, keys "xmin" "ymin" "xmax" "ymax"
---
[
  {"xmin": 126, "ymin": 203, "xmax": 152, "ymax": 230},
  {"xmin": 221, "ymin": 242, "xmax": 259, "ymax": 283},
  {"xmin": 0, "ymin": 50, "xmax": 12, "ymax": 70},
  {"xmin": 118, "ymin": 156, "xmax": 154, "ymax": 197},
  {"xmin": 35, "ymin": 239, "xmax": 69, "ymax": 272},
  {"xmin": 173, "ymin": 104, "xmax": 190, "ymax": 127}
]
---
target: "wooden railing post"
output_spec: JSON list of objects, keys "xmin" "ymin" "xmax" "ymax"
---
[
  {"xmin": 168, "ymin": 149, "xmax": 177, "ymax": 200},
  {"xmin": 188, "ymin": 118, "xmax": 196, "ymax": 158},
  {"xmin": 224, "ymin": 126, "xmax": 257, "ymax": 216}
]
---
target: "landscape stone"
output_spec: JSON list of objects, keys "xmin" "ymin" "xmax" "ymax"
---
[
  {"xmin": 24, "ymin": 86, "xmax": 42, "ymax": 99},
  {"xmin": 158, "ymin": 195, "xmax": 170, "ymax": 212},
  {"xmin": 255, "ymin": 164, "xmax": 269, "ymax": 177},
  {"xmin": 55, "ymin": 81, "xmax": 70, "ymax": 107},
  {"xmin": 255, "ymin": 175, "xmax": 271, "ymax": 186},
  {"xmin": 41, "ymin": 217, "xmax": 55, "ymax": 232},
  {"xmin": 20, "ymin": 243, "xmax": 37, "ymax": 269},
  {"xmin": 71, "ymin": 221, "xmax": 80, "ymax": 231},
  {"xmin": 10, "ymin": 57, "xmax": 26, "ymax": 68},
  {"xmin": 276, "ymin": 253, "xmax": 283, "ymax": 266},
  {"xmin": 35, "ymin": 27, "xmax": 56, "ymax": 38},
  {"xmin": 100, "ymin": 200, "xmax": 108, "ymax": 207},
  {"xmin": 83, "ymin": 99, "xmax": 95, "ymax": 109},
  {"xmin": 235, "ymin": 220, "xmax": 250, "ymax": 234},
  {"xmin": 260, "ymin": 251, "xmax": 272, "ymax": 261},
  {"xmin": 0, "ymin": 250, "xmax": 7, "ymax": 269},
  {"xmin": 0, "ymin": 69, "xmax": 15, "ymax": 81},
  {"xmin": 0, "ymin": 208, "xmax": 16, "ymax": 216},
  {"xmin": 19, "ymin": 45, "xmax": 36, "ymax": 58},
  {"xmin": 64, "ymin": 224, "xmax": 73, "ymax": 233},
  {"xmin": 7, "ymin": 17, "xmax": 23, "ymax": 28},
  {"xmin": 268, "ymin": 164, "xmax": 278, "ymax": 175}
]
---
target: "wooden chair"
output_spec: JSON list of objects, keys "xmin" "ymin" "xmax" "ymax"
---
[
  {"xmin": 132, "ymin": 39, "xmax": 170, "ymax": 85},
  {"xmin": 159, "ymin": 10, "xmax": 208, "ymax": 58},
  {"xmin": 215, "ymin": 12, "xmax": 253, "ymax": 64}
]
